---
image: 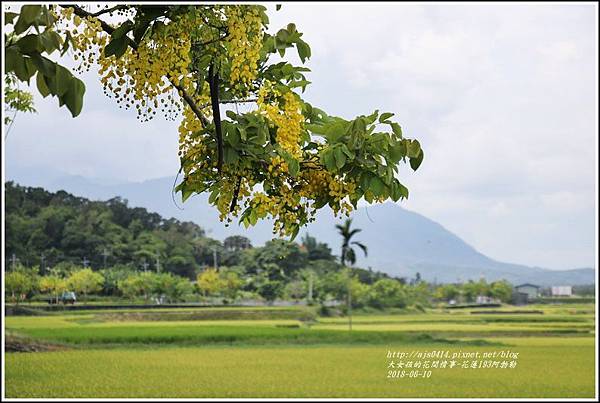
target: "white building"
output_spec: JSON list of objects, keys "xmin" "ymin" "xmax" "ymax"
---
[
  {"xmin": 476, "ymin": 295, "xmax": 497, "ymax": 304},
  {"xmin": 551, "ymin": 286, "xmax": 572, "ymax": 297}
]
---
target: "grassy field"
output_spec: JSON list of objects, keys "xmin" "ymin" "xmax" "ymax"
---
[{"xmin": 4, "ymin": 303, "xmax": 596, "ymax": 398}]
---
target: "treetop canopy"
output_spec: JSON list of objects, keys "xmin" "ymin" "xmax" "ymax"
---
[{"xmin": 4, "ymin": 4, "xmax": 424, "ymax": 239}]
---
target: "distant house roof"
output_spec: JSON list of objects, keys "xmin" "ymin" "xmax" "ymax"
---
[{"xmin": 515, "ymin": 283, "xmax": 540, "ymax": 289}]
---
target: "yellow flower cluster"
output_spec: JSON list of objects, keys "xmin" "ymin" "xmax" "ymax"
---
[
  {"xmin": 249, "ymin": 192, "xmax": 277, "ymax": 218},
  {"xmin": 328, "ymin": 179, "xmax": 356, "ymax": 216},
  {"xmin": 57, "ymin": 8, "xmax": 107, "ymax": 74},
  {"xmin": 97, "ymin": 18, "xmax": 193, "ymax": 121},
  {"xmin": 299, "ymin": 169, "xmax": 332, "ymax": 198},
  {"xmin": 267, "ymin": 155, "xmax": 289, "ymax": 176},
  {"xmin": 59, "ymin": 7, "xmax": 195, "ymax": 122},
  {"xmin": 258, "ymin": 84, "xmax": 304, "ymax": 159},
  {"xmin": 177, "ymin": 80, "xmax": 211, "ymax": 159},
  {"xmin": 298, "ymin": 169, "xmax": 355, "ymax": 217},
  {"xmin": 178, "ymin": 106, "xmax": 211, "ymax": 173},
  {"xmin": 225, "ymin": 5, "xmax": 264, "ymax": 95},
  {"xmin": 247, "ymin": 189, "xmax": 304, "ymax": 237},
  {"xmin": 213, "ymin": 173, "xmax": 252, "ymax": 222}
]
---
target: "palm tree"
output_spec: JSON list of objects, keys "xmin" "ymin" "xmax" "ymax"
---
[{"xmin": 335, "ymin": 218, "xmax": 368, "ymax": 330}]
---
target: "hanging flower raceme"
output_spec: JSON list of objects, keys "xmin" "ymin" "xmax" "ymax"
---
[{"xmin": 225, "ymin": 5, "xmax": 264, "ymax": 95}]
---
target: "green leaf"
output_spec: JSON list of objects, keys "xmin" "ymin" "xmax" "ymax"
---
[
  {"xmin": 388, "ymin": 142, "xmax": 406, "ymax": 163},
  {"xmin": 29, "ymin": 53, "xmax": 55, "ymax": 77},
  {"xmin": 313, "ymin": 196, "xmax": 328, "ymax": 209},
  {"xmin": 389, "ymin": 180, "xmax": 408, "ymax": 201},
  {"xmin": 7, "ymin": 51, "xmax": 33, "ymax": 82},
  {"xmin": 41, "ymin": 6, "xmax": 56, "ymax": 27},
  {"xmin": 334, "ymin": 146, "xmax": 346, "ymax": 169},
  {"xmin": 175, "ymin": 180, "xmax": 194, "ymax": 203},
  {"xmin": 407, "ymin": 139, "xmax": 421, "ymax": 158},
  {"xmin": 340, "ymin": 144, "xmax": 354, "ymax": 159},
  {"xmin": 4, "ymin": 47, "xmax": 19, "ymax": 72},
  {"xmin": 365, "ymin": 110, "xmax": 379, "ymax": 124},
  {"xmin": 289, "ymin": 79, "xmax": 311, "ymax": 91},
  {"xmin": 359, "ymin": 172, "xmax": 372, "ymax": 192},
  {"xmin": 296, "ymin": 39, "xmax": 311, "ymax": 63},
  {"xmin": 224, "ymin": 147, "xmax": 239, "ymax": 164},
  {"xmin": 240, "ymin": 207, "xmax": 252, "ymax": 228},
  {"xmin": 14, "ymin": 5, "xmax": 42, "ymax": 34},
  {"xmin": 390, "ymin": 181, "xmax": 401, "ymax": 202},
  {"xmin": 288, "ymin": 158, "xmax": 299, "ymax": 177},
  {"xmin": 62, "ymin": 76, "xmax": 85, "ymax": 117},
  {"xmin": 55, "ymin": 65, "xmax": 72, "ymax": 97},
  {"xmin": 320, "ymin": 149, "xmax": 337, "ymax": 171},
  {"xmin": 398, "ymin": 182, "xmax": 409, "ymax": 199},
  {"xmin": 181, "ymin": 188, "xmax": 193, "ymax": 202},
  {"xmin": 208, "ymin": 188, "xmax": 220, "ymax": 204},
  {"xmin": 5, "ymin": 12, "xmax": 19, "ymax": 25},
  {"xmin": 370, "ymin": 176, "xmax": 386, "ymax": 197},
  {"xmin": 61, "ymin": 31, "xmax": 72, "ymax": 56},
  {"xmin": 111, "ymin": 20, "xmax": 134, "ymax": 39},
  {"xmin": 390, "ymin": 122, "xmax": 403, "ymax": 137},
  {"xmin": 276, "ymin": 28, "xmax": 290, "ymax": 44},
  {"xmin": 133, "ymin": 21, "xmax": 152, "ymax": 43},
  {"xmin": 36, "ymin": 72, "xmax": 50, "ymax": 97},
  {"xmin": 16, "ymin": 34, "xmax": 43, "ymax": 53},
  {"xmin": 379, "ymin": 112, "xmax": 394, "ymax": 123},
  {"xmin": 24, "ymin": 57, "xmax": 37, "ymax": 82},
  {"xmin": 104, "ymin": 36, "xmax": 128, "ymax": 59},
  {"xmin": 38, "ymin": 30, "xmax": 62, "ymax": 54},
  {"xmin": 223, "ymin": 122, "xmax": 240, "ymax": 147},
  {"xmin": 347, "ymin": 117, "xmax": 367, "ymax": 137},
  {"xmin": 279, "ymin": 150, "xmax": 299, "ymax": 177},
  {"xmin": 249, "ymin": 208, "xmax": 258, "ymax": 225},
  {"xmin": 409, "ymin": 149, "xmax": 424, "ymax": 171}
]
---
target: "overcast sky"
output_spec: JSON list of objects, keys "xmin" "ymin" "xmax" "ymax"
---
[{"xmin": 4, "ymin": 2, "xmax": 598, "ymax": 270}]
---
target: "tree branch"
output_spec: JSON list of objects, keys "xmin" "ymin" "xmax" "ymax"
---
[
  {"xmin": 192, "ymin": 33, "xmax": 229, "ymax": 48},
  {"xmin": 171, "ymin": 81, "xmax": 210, "ymax": 128},
  {"xmin": 199, "ymin": 98, "xmax": 258, "ymax": 109},
  {"xmin": 91, "ymin": 5, "xmax": 129, "ymax": 18},
  {"xmin": 63, "ymin": 5, "xmax": 118, "ymax": 38},
  {"xmin": 68, "ymin": 5, "xmax": 141, "ymax": 52},
  {"xmin": 229, "ymin": 176, "xmax": 242, "ymax": 213},
  {"xmin": 208, "ymin": 63, "xmax": 224, "ymax": 173}
]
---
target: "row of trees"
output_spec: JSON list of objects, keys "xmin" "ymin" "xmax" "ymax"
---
[
  {"xmin": 434, "ymin": 279, "xmax": 513, "ymax": 303},
  {"xmin": 5, "ymin": 267, "xmax": 103, "ymax": 303},
  {"xmin": 5, "ymin": 266, "xmax": 200, "ymax": 304},
  {"xmin": 6, "ymin": 262, "xmax": 513, "ymax": 308},
  {"xmin": 4, "ymin": 263, "xmax": 417, "ymax": 307}
]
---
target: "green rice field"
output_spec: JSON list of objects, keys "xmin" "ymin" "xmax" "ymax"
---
[{"xmin": 4, "ymin": 304, "xmax": 597, "ymax": 398}]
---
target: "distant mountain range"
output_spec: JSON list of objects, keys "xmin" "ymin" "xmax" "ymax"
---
[{"xmin": 6, "ymin": 168, "xmax": 595, "ymax": 286}]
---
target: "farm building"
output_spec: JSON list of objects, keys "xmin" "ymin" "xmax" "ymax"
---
[
  {"xmin": 511, "ymin": 291, "xmax": 529, "ymax": 306},
  {"xmin": 476, "ymin": 295, "xmax": 498, "ymax": 304},
  {"xmin": 551, "ymin": 286, "xmax": 572, "ymax": 297},
  {"xmin": 514, "ymin": 283, "xmax": 540, "ymax": 299}
]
